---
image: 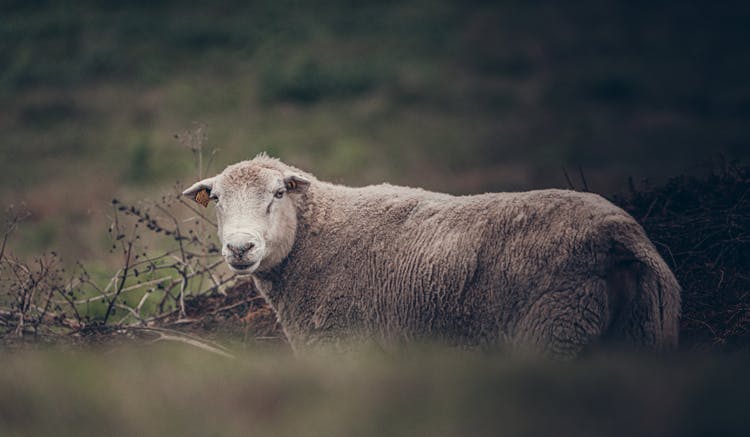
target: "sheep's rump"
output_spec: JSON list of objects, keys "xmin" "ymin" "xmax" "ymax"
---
[{"xmin": 275, "ymin": 186, "xmax": 681, "ymax": 356}]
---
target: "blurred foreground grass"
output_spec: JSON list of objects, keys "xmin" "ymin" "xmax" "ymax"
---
[{"xmin": 0, "ymin": 344, "xmax": 748, "ymax": 437}]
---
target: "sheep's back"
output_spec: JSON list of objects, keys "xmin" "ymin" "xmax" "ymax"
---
[{"xmin": 280, "ymin": 186, "xmax": 640, "ymax": 346}]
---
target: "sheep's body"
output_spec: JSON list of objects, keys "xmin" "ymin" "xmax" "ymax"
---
[{"xmin": 243, "ymin": 160, "xmax": 681, "ymax": 357}]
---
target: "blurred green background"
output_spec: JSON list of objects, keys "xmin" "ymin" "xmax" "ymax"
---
[{"xmin": 2, "ymin": 0, "xmax": 749, "ymax": 261}]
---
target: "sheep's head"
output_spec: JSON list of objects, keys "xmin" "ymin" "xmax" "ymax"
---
[{"xmin": 183, "ymin": 158, "xmax": 310, "ymax": 275}]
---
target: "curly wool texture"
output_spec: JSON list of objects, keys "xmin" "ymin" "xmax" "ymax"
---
[{"xmin": 231, "ymin": 157, "xmax": 681, "ymax": 357}]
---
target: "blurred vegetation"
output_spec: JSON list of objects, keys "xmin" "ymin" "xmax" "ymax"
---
[
  {"xmin": 1, "ymin": 345, "xmax": 749, "ymax": 437},
  {"xmin": 1, "ymin": 0, "xmax": 749, "ymax": 260}
]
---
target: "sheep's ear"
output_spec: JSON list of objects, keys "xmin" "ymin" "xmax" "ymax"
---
[
  {"xmin": 182, "ymin": 177, "xmax": 216, "ymax": 208},
  {"xmin": 284, "ymin": 174, "xmax": 310, "ymax": 193}
]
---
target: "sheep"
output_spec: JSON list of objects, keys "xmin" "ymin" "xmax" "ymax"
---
[{"xmin": 183, "ymin": 154, "xmax": 681, "ymax": 358}]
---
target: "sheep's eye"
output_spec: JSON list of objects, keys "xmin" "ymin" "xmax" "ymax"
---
[{"xmin": 274, "ymin": 189, "xmax": 285, "ymax": 199}]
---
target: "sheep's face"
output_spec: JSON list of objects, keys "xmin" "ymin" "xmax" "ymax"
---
[{"xmin": 183, "ymin": 162, "xmax": 309, "ymax": 275}]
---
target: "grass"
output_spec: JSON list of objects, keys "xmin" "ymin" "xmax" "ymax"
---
[
  {"xmin": 0, "ymin": 344, "xmax": 749, "ymax": 437},
  {"xmin": 2, "ymin": 0, "xmax": 749, "ymax": 261}
]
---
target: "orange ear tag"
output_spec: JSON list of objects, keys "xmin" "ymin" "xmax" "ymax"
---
[{"xmin": 195, "ymin": 188, "xmax": 210, "ymax": 207}]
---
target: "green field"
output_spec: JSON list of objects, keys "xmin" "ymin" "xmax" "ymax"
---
[{"xmin": 2, "ymin": 0, "xmax": 749, "ymax": 261}]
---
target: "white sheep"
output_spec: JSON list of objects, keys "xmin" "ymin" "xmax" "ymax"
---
[{"xmin": 183, "ymin": 154, "xmax": 681, "ymax": 357}]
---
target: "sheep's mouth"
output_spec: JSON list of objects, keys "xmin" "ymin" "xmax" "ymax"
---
[{"xmin": 227, "ymin": 261, "xmax": 258, "ymax": 274}]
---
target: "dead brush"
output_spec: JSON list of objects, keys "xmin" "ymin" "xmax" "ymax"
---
[
  {"xmin": 0, "ymin": 126, "xmax": 280, "ymax": 351},
  {"xmin": 614, "ymin": 161, "xmax": 750, "ymax": 351}
]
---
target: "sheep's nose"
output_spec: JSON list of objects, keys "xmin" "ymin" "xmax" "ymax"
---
[{"xmin": 226, "ymin": 242, "xmax": 255, "ymax": 257}]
